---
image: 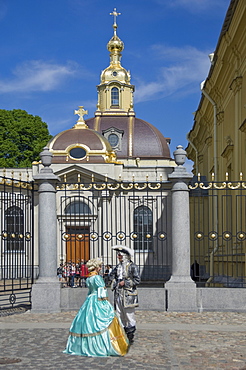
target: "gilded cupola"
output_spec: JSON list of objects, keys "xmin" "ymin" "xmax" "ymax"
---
[
  {"xmin": 96, "ymin": 8, "xmax": 134, "ymax": 115},
  {"xmin": 87, "ymin": 8, "xmax": 172, "ymax": 161}
]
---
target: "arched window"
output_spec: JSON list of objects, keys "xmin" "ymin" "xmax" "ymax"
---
[
  {"xmin": 5, "ymin": 206, "xmax": 24, "ymax": 251},
  {"xmin": 111, "ymin": 87, "xmax": 119, "ymax": 106},
  {"xmin": 133, "ymin": 206, "xmax": 153, "ymax": 250},
  {"xmin": 65, "ymin": 201, "xmax": 91, "ymax": 215}
]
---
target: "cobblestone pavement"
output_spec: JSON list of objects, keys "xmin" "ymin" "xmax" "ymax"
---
[{"xmin": 0, "ymin": 310, "xmax": 246, "ymax": 369}]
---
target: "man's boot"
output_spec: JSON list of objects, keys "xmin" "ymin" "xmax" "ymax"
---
[{"xmin": 125, "ymin": 326, "xmax": 136, "ymax": 344}]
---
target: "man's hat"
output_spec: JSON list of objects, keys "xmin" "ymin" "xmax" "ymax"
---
[{"xmin": 112, "ymin": 245, "xmax": 134, "ymax": 257}]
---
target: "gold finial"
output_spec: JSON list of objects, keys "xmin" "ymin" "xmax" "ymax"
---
[
  {"xmin": 110, "ymin": 8, "xmax": 121, "ymax": 35},
  {"xmin": 74, "ymin": 106, "xmax": 88, "ymax": 122},
  {"xmin": 74, "ymin": 106, "xmax": 88, "ymax": 128}
]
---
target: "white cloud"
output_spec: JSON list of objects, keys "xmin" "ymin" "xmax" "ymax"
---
[
  {"xmin": 135, "ymin": 45, "xmax": 211, "ymax": 103},
  {"xmin": 0, "ymin": 60, "xmax": 79, "ymax": 93}
]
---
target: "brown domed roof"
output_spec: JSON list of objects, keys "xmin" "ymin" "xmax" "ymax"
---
[
  {"xmin": 47, "ymin": 126, "xmax": 116, "ymax": 164},
  {"xmin": 86, "ymin": 116, "xmax": 171, "ymax": 159},
  {"xmin": 49, "ymin": 128, "xmax": 110, "ymax": 151}
]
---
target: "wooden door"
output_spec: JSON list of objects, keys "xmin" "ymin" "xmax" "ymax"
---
[{"xmin": 66, "ymin": 227, "xmax": 90, "ymax": 263}]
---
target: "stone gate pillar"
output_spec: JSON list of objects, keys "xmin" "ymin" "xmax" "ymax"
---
[
  {"xmin": 165, "ymin": 145, "xmax": 197, "ymax": 311},
  {"xmin": 31, "ymin": 147, "xmax": 61, "ymax": 313}
]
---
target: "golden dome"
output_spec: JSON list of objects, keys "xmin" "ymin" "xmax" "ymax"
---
[
  {"xmin": 107, "ymin": 34, "xmax": 124, "ymax": 53},
  {"xmin": 100, "ymin": 65, "xmax": 130, "ymax": 85}
]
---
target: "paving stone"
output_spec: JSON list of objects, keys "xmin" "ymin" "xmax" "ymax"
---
[{"xmin": 0, "ymin": 310, "xmax": 246, "ymax": 369}]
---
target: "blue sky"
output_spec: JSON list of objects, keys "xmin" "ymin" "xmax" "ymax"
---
[{"xmin": 0, "ymin": 0, "xmax": 230, "ymax": 168}]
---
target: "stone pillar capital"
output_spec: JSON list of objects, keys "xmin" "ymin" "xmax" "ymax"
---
[
  {"xmin": 168, "ymin": 166, "xmax": 193, "ymax": 184},
  {"xmin": 169, "ymin": 145, "xmax": 193, "ymax": 184},
  {"xmin": 33, "ymin": 147, "xmax": 61, "ymax": 192},
  {"xmin": 33, "ymin": 173, "xmax": 60, "ymax": 193}
]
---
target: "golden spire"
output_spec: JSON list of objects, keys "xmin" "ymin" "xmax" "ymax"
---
[
  {"xmin": 96, "ymin": 8, "xmax": 135, "ymax": 115},
  {"xmin": 107, "ymin": 8, "xmax": 124, "ymax": 66}
]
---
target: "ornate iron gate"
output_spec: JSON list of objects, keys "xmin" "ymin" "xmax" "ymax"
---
[
  {"xmin": 0, "ymin": 175, "xmax": 34, "ymax": 310},
  {"xmin": 189, "ymin": 176, "xmax": 246, "ymax": 287},
  {"xmin": 57, "ymin": 179, "xmax": 171, "ymax": 283}
]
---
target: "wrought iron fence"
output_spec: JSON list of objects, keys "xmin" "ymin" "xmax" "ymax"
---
[
  {"xmin": 0, "ymin": 175, "xmax": 34, "ymax": 309},
  {"xmin": 57, "ymin": 179, "xmax": 171, "ymax": 283},
  {"xmin": 189, "ymin": 176, "xmax": 246, "ymax": 287}
]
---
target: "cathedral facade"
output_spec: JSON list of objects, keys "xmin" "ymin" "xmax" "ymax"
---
[{"xmin": 0, "ymin": 9, "xmax": 175, "ymax": 295}]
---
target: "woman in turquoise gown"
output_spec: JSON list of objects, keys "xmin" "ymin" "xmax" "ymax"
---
[{"xmin": 63, "ymin": 258, "xmax": 129, "ymax": 357}]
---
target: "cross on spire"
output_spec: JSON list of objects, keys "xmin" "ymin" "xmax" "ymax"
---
[
  {"xmin": 110, "ymin": 8, "xmax": 121, "ymax": 24},
  {"xmin": 110, "ymin": 8, "xmax": 121, "ymax": 35},
  {"xmin": 74, "ymin": 106, "xmax": 88, "ymax": 123}
]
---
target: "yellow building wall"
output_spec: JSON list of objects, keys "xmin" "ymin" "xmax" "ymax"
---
[
  {"xmin": 187, "ymin": 1, "xmax": 246, "ymax": 286},
  {"xmin": 187, "ymin": 0, "xmax": 246, "ymax": 182}
]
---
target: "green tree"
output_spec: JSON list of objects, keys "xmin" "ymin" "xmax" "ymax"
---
[{"xmin": 0, "ymin": 109, "xmax": 52, "ymax": 168}]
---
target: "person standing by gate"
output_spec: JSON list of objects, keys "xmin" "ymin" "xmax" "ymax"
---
[
  {"xmin": 103, "ymin": 264, "xmax": 112, "ymax": 286},
  {"xmin": 70, "ymin": 262, "xmax": 76, "ymax": 287},
  {"xmin": 110, "ymin": 245, "xmax": 140, "ymax": 344},
  {"xmin": 57, "ymin": 263, "xmax": 63, "ymax": 282},
  {"xmin": 79, "ymin": 260, "xmax": 89, "ymax": 287}
]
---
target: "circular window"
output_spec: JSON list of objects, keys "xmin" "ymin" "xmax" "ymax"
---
[
  {"xmin": 108, "ymin": 133, "xmax": 119, "ymax": 147},
  {"xmin": 69, "ymin": 147, "xmax": 86, "ymax": 159},
  {"xmin": 112, "ymin": 71, "xmax": 118, "ymax": 77}
]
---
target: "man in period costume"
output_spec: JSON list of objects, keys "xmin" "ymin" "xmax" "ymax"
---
[{"xmin": 110, "ymin": 245, "xmax": 140, "ymax": 344}]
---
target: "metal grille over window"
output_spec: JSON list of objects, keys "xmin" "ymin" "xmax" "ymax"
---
[
  {"xmin": 133, "ymin": 206, "xmax": 153, "ymax": 251},
  {"xmin": 5, "ymin": 206, "xmax": 24, "ymax": 251}
]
